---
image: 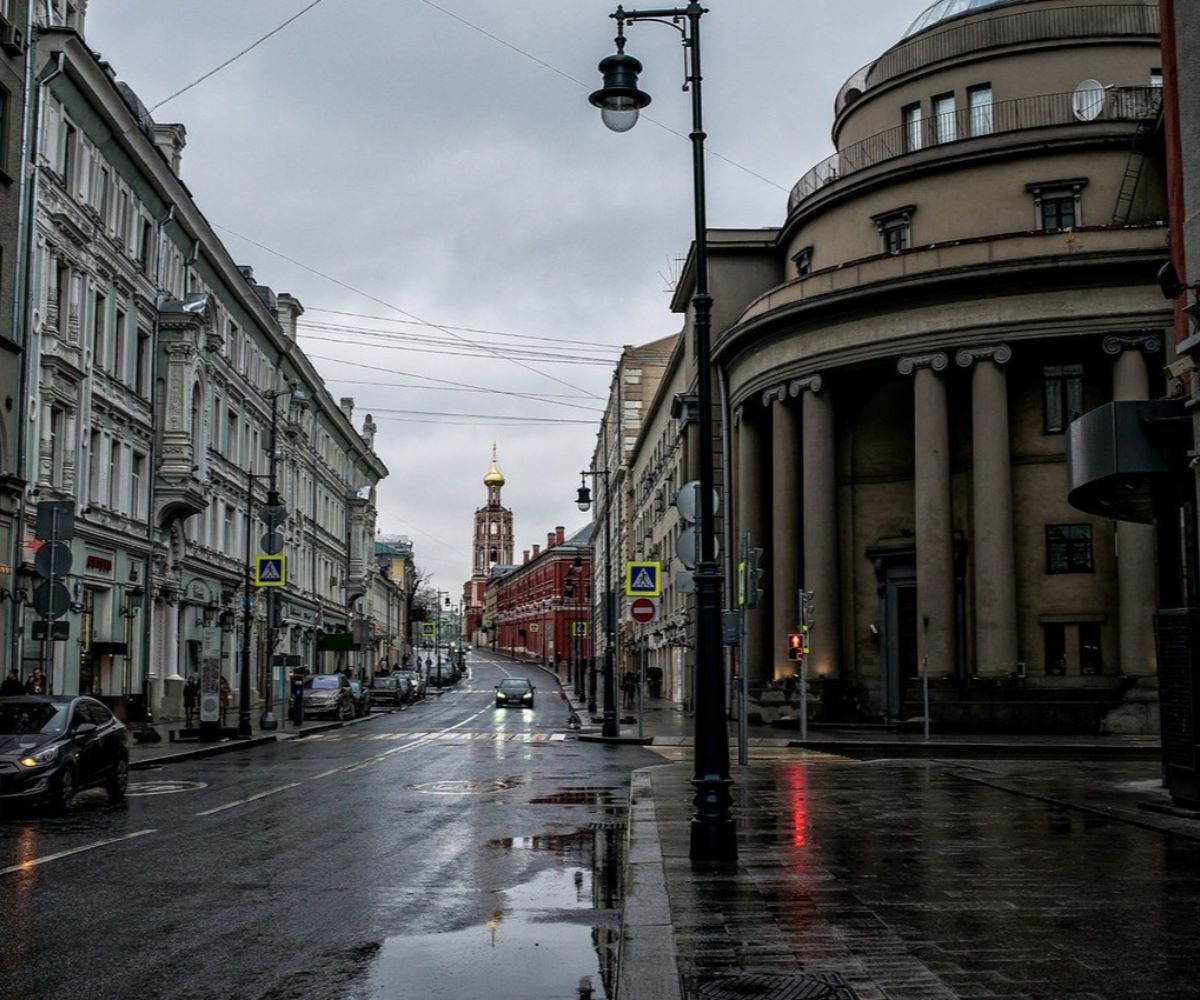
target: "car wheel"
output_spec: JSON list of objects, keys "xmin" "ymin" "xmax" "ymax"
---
[
  {"xmin": 48, "ymin": 766, "xmax": 78, "ymax": 814},
  {"xmin": 107, "ymin": 757, "xmax": 129, "ymax": 803}
]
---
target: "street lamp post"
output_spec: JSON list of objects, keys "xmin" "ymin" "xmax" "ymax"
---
[
  {"xmin": 576, "ymin": 469, "xmax": 617, "ymax": 738},
  {"xmin": 590, "ymin": 2, "xmax": 735, "ymax": 859}
]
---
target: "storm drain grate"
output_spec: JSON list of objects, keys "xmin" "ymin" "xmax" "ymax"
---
[{"xmin": 693, "ymin": 972, "xmax": 859, "ymax": 1000}]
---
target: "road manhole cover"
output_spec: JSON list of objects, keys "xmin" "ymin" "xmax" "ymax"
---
[
  {"xmin": 409, "ymin": 778, "xmax": 515, "ymax": 795},
  {"xmin": 126, "ymin": 780, "xmax": 209, "ymax": 796},
  {"xmin": 695, "ymin": 972, "xmax": 859, "ymax": 999}
]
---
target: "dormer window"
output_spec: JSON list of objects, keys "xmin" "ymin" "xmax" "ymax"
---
[
  {"xmin": 792, "ymin": 246, "xmax": 813, "ymax": 277},
  {"xmin": 1027, "ymin": 179, "xmax": 1086, "ymax": 231},
  {"xmin": 872, "ymin": 206, "xmax": 915, "ymax": 255}
]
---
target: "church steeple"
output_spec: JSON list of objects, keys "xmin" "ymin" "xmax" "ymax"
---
[{"xmin": 483, "ymin": 443, "xmax": 506, "ymax": 506}]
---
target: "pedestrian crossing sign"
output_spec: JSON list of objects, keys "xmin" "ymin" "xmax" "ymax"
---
[
  {"xmin": 572, "ymin": 622, "xmax": 589, "ymax": 637},
  {"xmin": 254, "ymin": 555, "xmax": 287, "ymax": 587},
  {"xmin": 625, "ymin": 561, "xmax": 662, "ymax": 597},
  {"xmin": 421, "ymin": 623, "xmax": 436, "ymax": 638}
]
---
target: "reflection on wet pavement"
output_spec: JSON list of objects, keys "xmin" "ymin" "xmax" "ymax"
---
[{"xmin": 363, "ymin": 823, "xmax": 623, "ymax": 999}]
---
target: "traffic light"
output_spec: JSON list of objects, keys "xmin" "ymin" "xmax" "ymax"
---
[{"xmin": 787, "ymin": 632, "xmax": 804, "ymax": 661}]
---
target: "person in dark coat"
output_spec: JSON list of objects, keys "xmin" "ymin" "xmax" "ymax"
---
[
  {"xmin": 183, "ymin": 675, "xmax": 199, "ymax": 726},
  {"xmin": 24, "ymin": 668, "xmax": 47, "ymax": 695},
  {"xmin": 1, "ymin": 670, "xmax": 23, "ymax": 696}
]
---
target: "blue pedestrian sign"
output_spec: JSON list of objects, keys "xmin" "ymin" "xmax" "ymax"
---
[
  {"xmin": 625, "ymin": 561, "xmax": 662, "ymax": 597},
  {"xmin": 254, "ymin": 555, "xmax": 287, "ymax": 588}
]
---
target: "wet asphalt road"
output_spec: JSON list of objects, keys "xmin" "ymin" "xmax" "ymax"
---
[{"xmin": 0, "ymin": 652, "xmax": 655, "ymax": 1000}]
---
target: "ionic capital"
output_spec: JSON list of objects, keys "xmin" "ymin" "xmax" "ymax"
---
[
  {"xmin": 1102, "ymin": 333, "xmax": 1162, "ymax": 356},
  {"xmin": 761, "ymin": 385, "xmax": 788, "ymax": 406},
  {"xmin": 955, "ymin": 343, "xmax": 1012, "ymax": 368},
  {"xmin": 897, "ymin": 351, "xmax": 948, "ymax": 376},
  {"xmin": 788, "ymin": 374, "xmax": 824, "ymax": 397}
]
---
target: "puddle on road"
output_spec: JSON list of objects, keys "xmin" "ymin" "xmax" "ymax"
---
[{"xmin": 361, "ymin": 823, "xmax": 624, "ymax": 999}]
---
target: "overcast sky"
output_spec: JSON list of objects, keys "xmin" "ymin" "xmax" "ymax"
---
[{"xmin": 87, "ymin": 0, "xmax": 917, "ymax": 593}]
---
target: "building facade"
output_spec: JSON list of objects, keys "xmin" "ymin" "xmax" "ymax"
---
[
  {"xmin": 587, "ymin": 338, "xmax": 675, "ymax": 686},
  {"xmin": 489, "ymin": 525, "xmax": 592, "ymax": 673},
  {"xmin": 0, "ymin": 0, "xmax": 31, "ymax": 671},
  {"xmin": 7, "ymin": 14, "xmax": 389, "ymax": 721}
]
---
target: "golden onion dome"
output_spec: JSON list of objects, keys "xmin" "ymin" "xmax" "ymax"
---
[{"xmin": 483, "ymin": 450, "xmax": 505, "ymax": 487}]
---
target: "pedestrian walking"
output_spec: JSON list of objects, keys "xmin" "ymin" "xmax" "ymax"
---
[
  {"xmin": 1, "ymin": 669, "xmax": 23, "ymax": 696},
  {"xmin": 218, "ymin": 676, "xmax": 231, "ymax": 725},
  {"xmin": 25, "ymin": 668, "xmax": 47, "ymax": 695},
  {"xmin": 183, "ymin": 674, "xmax": 199, "ymax": 726},
  {"xmin": 290, "ymin": 668, "xmax": 306, "ymax": 726},
  {"xmin": 621, "ymin": 670, "xmax": 636, "ymax": 710}
]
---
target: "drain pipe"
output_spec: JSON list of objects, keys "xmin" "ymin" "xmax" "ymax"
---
[
  {"xmin": 717, "ymin": 363, "xmax": 738, "ymax": 722},
  {"xmin": 10, "ymin": 49, "xmax": 65, "ymax": 677},
  {"xmin": 141, "ymin": 204, "xmax": 175, "ymax": 720}
]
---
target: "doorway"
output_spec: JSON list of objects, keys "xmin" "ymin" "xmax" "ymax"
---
[{"xmin": 872, "ymin": 549, "xmax": 918, "ymax": 719}]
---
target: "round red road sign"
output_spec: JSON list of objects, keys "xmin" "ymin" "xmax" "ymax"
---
[{"xmin": 631, "ymin": 597, "xmax": 657, "ymax": 623}]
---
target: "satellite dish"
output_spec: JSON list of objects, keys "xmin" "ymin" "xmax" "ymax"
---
[{"xmin": 1072, "ymin": 79, "xmax": 1106, "ymax": 122}]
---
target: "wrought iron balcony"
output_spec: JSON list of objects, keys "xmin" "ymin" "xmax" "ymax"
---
[{"xmin": 789, "ymin": 86, "xmax": 1161, "ymax": 214}]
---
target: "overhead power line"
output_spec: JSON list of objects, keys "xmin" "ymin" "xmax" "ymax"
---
[
  {"xmin": 305, "ymin": 354, "xmax": 605, "ymax": 412},
  {"xmin": 304, "ymin": 307, "xmax": 623, "ymax": 350},
  {"xmin": 151, "ymin": 0, "xmax": 331, "ymax": 112},
  {"xmin": 325, "ymin": 377, "xmax": 606, "ymax": 412},
  {"xmin": 297, "ymin": 332, "xmax": 612, "ymax": 365},
  {"xmin": 296, "ymin": 318, "xmax": 617, "ymax": 357},
  {"xmin": 216, "ymin": 225, "xmax": 604, "ymax": 400}
]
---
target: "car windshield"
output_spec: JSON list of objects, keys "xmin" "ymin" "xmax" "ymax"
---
[
  {"xmin": 371, "ymin": 677, "xmax": 396, "ymax": 688},
  {"xmin": 308, "ymin": 677, "xmax": 341, "ymax": 690},
  {"xmin": 349, "ymin": 681, "xmax": 362, "ymax": 693},
  {"xmin": 499, "ymin": 679, "xmax": 531, "ymax": 692},
  {"xmin": 0, "ymin": 702, "xmax": 69, "ymax": 736}
]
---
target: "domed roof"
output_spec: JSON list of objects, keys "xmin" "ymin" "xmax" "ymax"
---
[
  {"xmin": 483, "ymin": 447, "xmax": 505, "ymax": 487},
  {"xmin": 902, "ymin": 0, "xmax": 1037, "ymax": 40}
]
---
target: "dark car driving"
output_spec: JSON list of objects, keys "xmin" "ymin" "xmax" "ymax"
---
[
  {"xmin": 494, "ymin": 677, "xmax": 535, "ymax": 709},
  {"xmin": 0, "ymin": 696, "xmax": 129, "ymax": 812}
]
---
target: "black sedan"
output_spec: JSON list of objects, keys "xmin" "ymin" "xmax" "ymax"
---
[
  {"xmin": 494, "ymin": 678, "xmax": 535, "ymax": 709},
  {"xmin": 0, "ymin": 696, "xmax": 129, "ymax": 812}
]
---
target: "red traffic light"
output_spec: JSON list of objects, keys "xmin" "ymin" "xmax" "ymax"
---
[{"xmin": 787, "ymin": 632, "xmax": 804, "ymax": 660}]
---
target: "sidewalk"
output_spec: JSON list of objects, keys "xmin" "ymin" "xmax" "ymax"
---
[{"xmin": 128, "ymin": 707, "xmax": 392, "ymax": 768}]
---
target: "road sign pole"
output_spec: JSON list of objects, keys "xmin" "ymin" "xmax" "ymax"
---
[
  {"xmin": 738, "ymin": 534, "xmax": 748, "ymax": 767},
  {"xmin": 638, "ymin": 634, "xmax": 646, "ymax": 741},
  {"xmin": 239, "ymin": 464, "xmax": 254, "ymax": 739}
]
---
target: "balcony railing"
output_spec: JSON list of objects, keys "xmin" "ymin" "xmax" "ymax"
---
[
  {"xmin": 834, "ymin": 4, "xmax": 1159, "ymax": 118},
  {"xmin": 789, "ymin": 86, "xmax": 1161, "ymax": 214}
]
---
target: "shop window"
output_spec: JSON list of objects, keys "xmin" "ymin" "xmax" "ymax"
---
[
  {"xmin": 1046, "ymin": 524, "xmax": 1093, "ymax": 574},
  {"xmin": 1042, "ymin": 363, "xmax": 1083, "ymax": 433},
  {"xmin": 1079, "ymin": 622, "xmax": 1102, "ymax": 675}
]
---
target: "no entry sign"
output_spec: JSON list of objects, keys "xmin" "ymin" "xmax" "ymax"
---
[{"xmin": 629, "ymin": 597, "xmax": 658, "ymax": 623}]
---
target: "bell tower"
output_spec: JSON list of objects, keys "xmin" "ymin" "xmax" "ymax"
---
[{"xmin": 464, "ymin": 445, "xmax": 514, "ymax": 641}]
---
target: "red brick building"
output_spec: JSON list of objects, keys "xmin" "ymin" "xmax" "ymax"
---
[{"xmin": 489, "ymin": 524, "xmax": 592, "ymax": 671}]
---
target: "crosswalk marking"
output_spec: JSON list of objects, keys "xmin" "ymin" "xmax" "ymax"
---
[{"xmin": 302, "ymin": 731, "xmax": 567, "ymax": 744}]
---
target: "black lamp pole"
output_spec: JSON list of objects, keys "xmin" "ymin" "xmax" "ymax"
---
[
  {"xmin": 576, "ymin": 469, "xmax": 617, "ymax": 737},
  {"xmin": 238, "ymin": 463, "xmax": 256, "ymax": 739},
  {"xmin": 590, "ymin": 2, "xmax": 735, "ymax": 859}
]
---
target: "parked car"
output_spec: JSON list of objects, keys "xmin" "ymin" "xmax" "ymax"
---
[
  {"xmin": 369, "ymin": 675, "xmax": 406, "ymax": 708},
  {"xmin": 395, "ymin": 675, "xmax": 415, "ymax": 703},
  {"xmin": 302, "ymin": 675, "xmax": 354, "ymax": 720},
  {"xmin": 0, "ymin": 695, "xmax": 129, "ymax": 812},
  {"xmin": 393, "ymin": 669, "xmax": 425, "ymax": 700},
  {"xmin": 347, "ymin": 680, "xmax": 372, "ymax": 717},
  {"xmin": 494, "ymin": 677, "xmax": 535, "ymax": 709}
]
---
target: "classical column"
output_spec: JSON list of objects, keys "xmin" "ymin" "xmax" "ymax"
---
[
  {"xmin": 793, "ymin": 375, "xmax": 841, "ymax": 680},
  {"xmin": 736, "ymin": 405, "xmax": 772, "ymax": 684},
  {"xmin": 898, "ymin": 352, "xmax": 955, "ymax": 674},
  {"xmin": 956, "ymin": 344, "xmax": 1017, "ymax": 677},
  {"xmin": 1104, "ymin": 333, "xmax": 1161, "ymax": 675},
  {"xmin": 765, "ymin": 385, "xmax": 802, "ymax": 680}
]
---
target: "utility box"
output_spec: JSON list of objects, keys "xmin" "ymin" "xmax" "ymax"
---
[{"xmin": 1154, "ymin": 609, "xmax": 1200, "ymax": 808}]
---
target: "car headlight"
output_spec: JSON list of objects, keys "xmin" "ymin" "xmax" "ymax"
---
[
  {"xmin": 522, "ymin": 693, "xmax": 532, "ymax": 701},
  {"xmin": 497, "ymin": 693, "xmax": 507, "ymax": 700},
  {"xmin": 19, "ymin": 745, "xmax": 60, "ymax": 768}
]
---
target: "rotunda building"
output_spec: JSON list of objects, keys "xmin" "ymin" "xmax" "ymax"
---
[{"xmin": 717, "ymin": 0, "xmax": 1169, "ymax": 726}]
